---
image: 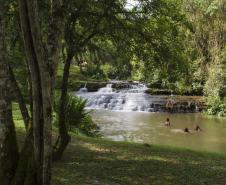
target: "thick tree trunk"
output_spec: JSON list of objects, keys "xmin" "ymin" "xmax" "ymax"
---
[
  {"xmin": 18, "ymin": 1, "xmax": 43, "ymax": 184},
  {"xmin": 18, "ymin": 0, "xmax": 52, "ymax": 184},
  {"xmin": 26, "ymin": 1, "xmax": 52, "ymax": 183},
  {"xmin": 0, "ymin": 4, "xmax": 19, "ymax": 184}
]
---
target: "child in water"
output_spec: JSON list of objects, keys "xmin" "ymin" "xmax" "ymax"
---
[
  {"xmin": 184, "ymin": 125, "xmax": 202, "ymax": 133},
  {"xmin": 165, "ymin": 118, "xmax": 171, "ymax": 126},
  {"xmin": 195, "ymin": 125, "xmax": 202, "ymax": 131}
]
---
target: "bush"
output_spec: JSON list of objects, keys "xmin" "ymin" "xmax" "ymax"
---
[
  {"xmin": 205, "ymin": 97, "xmax": 226, "ymax": 117},
  {"xmin": 54, "ymin": 92, "xmax": 99, "ymax": 136},
  {"xmin": 204, "ymin": 48, "xmax": 226, "ymax": 116}
]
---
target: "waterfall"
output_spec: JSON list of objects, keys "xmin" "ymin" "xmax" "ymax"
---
[
  {"xmin": 76, "ymin": 82, "xmax": 157, "ymax": 112},
  {"xmin": 98, "ymin": 84, "xmax": 113, "ymax": 93},
  {"xmin": 76, "ymin": 82, "xmax": 202, "ymax": 112}
]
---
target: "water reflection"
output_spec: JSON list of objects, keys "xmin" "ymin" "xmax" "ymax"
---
[{"xmin": 91, "ymin": 110, "xmax": 226, "ymax": 153}]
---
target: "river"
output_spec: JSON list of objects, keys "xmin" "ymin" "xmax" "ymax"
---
[{"xmin": 76, "ymin": 82, "xmax": 226, "ymax": 154}]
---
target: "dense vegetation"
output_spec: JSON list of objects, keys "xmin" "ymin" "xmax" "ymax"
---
[
  {"xmin": 0, "ymin": 0, "xmax": 225, "ymax": 185},
  {"xmin": 57, "ymin": 1, "xmax": 225, "ymax": 114}
]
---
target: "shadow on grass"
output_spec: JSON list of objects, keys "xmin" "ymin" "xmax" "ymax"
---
[{"xmin": 53, "ymin": 137, "xmax": 226, "ymax": 185}]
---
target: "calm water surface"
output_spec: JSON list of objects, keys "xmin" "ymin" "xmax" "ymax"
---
[{"xmin": 91, "ymin": 110, "xmax": 226, "ymax": 153}]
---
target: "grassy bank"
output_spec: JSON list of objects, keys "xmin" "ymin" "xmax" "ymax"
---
[
  {"xmin": 52, "ymin": 134, "xmax": 226, "ymax": 185},
  {"xmin": 13, "ymin": 104, "xmax": 226, "ymax": 185}
]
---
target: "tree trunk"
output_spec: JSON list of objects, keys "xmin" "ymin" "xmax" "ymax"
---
[
  {"xmin": 53, "ymin": 25, "xmax": 99, "ymax": 160},
  {"xmin": 18, "ymin": 0, "xmax": 52, "ymax": 184},
  {"xmin": 53, "ymin": 51, "xmax": 73, "ymax": 160},
  {"xmin": 0, "ymin": 4, "xmax": 19, "ymax": 184}
]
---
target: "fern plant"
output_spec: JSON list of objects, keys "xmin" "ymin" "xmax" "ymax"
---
[{"xmin": 54, "ymin": 92, "xmax": 99, "ymax": 136}]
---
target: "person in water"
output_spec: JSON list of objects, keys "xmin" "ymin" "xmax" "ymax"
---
[
  {"xmin": 195, "ymin": 125, "xmax": 202, "ymax": 131},
  {"xmin": 165, "ymin": 118, "xmax": 171, "ymax": 126},
  {"xmin": 184, "ymin": 126, "xmax": 201, "ymax": 133}
]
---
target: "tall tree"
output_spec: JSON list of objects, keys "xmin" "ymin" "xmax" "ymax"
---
[
  {"xmin": 54, "ymin": 0, "xmax": 117, "ymax": 159},
  {"xmin": 0, "ymin": 0, "xmax": 65, "ymax": 184}
]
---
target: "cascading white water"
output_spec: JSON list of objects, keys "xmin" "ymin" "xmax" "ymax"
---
[
  {"xmin": 97, "ymin": 84, "xmax": 113, "ymax": 93},
  {"xmin": 76, "ymin": 82, "xmax": 163, "ymax": 112},
  {"xmin": 76, "ymin": 82, "xmax": 202, "ymax": 112}
]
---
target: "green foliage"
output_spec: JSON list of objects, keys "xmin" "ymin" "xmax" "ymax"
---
[
  {"xmin": 205, "ymin": 48, "xmax": 226, "ymax": 103},
  {"xmin": 85, "ymin": 63, "xmax": 108, "ymax": 80},
  {"xmin": 205, "ymin": 97, "xmax": 226, "ymax": 117},
  {"xmin": 54, "ymin": 93, "xmax": 98, "ymax": 137},
  {"xmin": 182, "ymin": 0, "xmax": 226, "ymax": 113},
  {"xmin": 7, "ymin": 0, "xmax": 226, "ymax": 115},
  {"xmin": 204, "ymin": 61, "xmax": 226, "ymax": 98},
  {"xmin": 205, "ymin": 48, "xmax": 226, "ymax": 116},
  {"xmin": 130, "ymin": 0, "xmax": 189, "ymax": 87}
]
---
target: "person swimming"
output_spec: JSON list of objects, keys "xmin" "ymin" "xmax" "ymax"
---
[
  {"xmin": 165, "ymin": 118, "xmax": 171, "ymax": 126},
  {"xmin": 195, "ymin": 125, "xmax": 202, "ymax": 131},
  {"xmin": 171, "ymin": 126, "xmax": 201, "ymax": 134}
]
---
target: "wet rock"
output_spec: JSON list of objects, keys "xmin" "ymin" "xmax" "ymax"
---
[
  {"xmin": 132, "ymin": 107, "xmax": 138, "ymax": 111},
  {"xmin": 147, "ymin": 108, "xmax": 154, "ymax": 112}
]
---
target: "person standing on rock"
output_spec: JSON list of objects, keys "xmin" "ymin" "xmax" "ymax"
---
[{"xmin": 166, "ymin": 97, "xmax": 176, "ymax": 113}]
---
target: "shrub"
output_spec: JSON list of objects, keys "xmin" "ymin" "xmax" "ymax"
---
[
  {"xmin": 205, "ymin": 97, "xmax": 226, "ymax": 117},
  {"xmin": 54, "ymin": 92, "xmax": 99, "ymax": 136}
]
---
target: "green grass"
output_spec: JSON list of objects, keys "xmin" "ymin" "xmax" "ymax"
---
[
  {"xmin": 13, "ymin": 103, "xmax": 226, "ymax": 185},
  {"xmin": 52, "ymin": 135, "xmax": 226, "ymax": 185}
]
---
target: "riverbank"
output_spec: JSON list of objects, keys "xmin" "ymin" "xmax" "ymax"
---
[
  {"xmin": 52, "ymin": 134, "xmax": 226, "ymax": 185},
  {"xmin": 13, "ymin": 104, "xmax": 226, "ymax": 185}
]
